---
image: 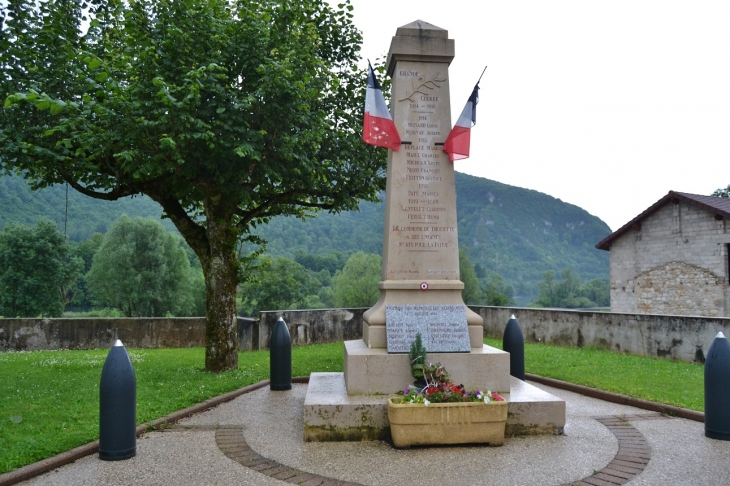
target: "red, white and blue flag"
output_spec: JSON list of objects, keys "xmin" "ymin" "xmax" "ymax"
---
[
  {"xmin": 363, "ymin": 61, "xmax": 401, "ymax": 150},
  {"xmin": 443, "ymin": 82, "xmax": 479, "ymax": 162}
]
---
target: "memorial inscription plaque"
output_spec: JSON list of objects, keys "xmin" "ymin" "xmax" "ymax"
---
[{"xmin": 385, "ymin": 304, "xmax": 470, "ymax": 353}]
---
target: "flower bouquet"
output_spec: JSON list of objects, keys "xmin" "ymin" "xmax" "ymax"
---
[
  {"xmin": 387, "ymin": 334, "xmax": 508, "ymax": 448},
  {"xmin": 396, "ymin": 361, "xmax": 505, "ymax": 406}
]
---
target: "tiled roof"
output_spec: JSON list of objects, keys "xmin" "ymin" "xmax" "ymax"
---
[{"xmin": 595, "ymin": 191, "xmax": 730, "ymax": 251}]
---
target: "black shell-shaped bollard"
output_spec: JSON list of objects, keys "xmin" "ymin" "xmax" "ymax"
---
[
  {"xmin": 705, "ymin": 331, "xmax": 730, "ymax": 440},
  {"xmin": 270, "ymin": 317, "xmax": 292, "ymax": 390},
  {"xmin": 503, "ymin": 314, "xmax": 525, "ymax": 381},
  {"xmin": 99, "ymin": 340, "xmax": 137, "ymax": 460}
]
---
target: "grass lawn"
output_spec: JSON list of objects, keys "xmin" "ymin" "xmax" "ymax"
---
[
  {"xmin": 1, "ymin": 340, "xmax": 703, "ymax": 475},
  {"xmin": 485, "ymin": 337, "xmax": 704, "ymax": 412},
  {"xmin": 0, "ymin": 343, "xmax": 343, "ymax": 474}
]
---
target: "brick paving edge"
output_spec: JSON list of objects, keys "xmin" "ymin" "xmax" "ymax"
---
[
  {"xmin": 561, "ymin": 416, "xmax": 651, "ymax": 486},
  {"xmin": 0, "ymin": 376, "xmax": 311, "ymax": 486},
  {"xmin": 525, "ymin": 373, "xmax": 704, "ymax": 422},
  {"xmin": 215, "ymin": 428, "xmax": 363, "ymax": 486}
]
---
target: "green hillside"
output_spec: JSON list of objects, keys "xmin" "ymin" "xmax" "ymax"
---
[
  {"xmin": 0, "ymin": 172, "xmax": 611, "ymax": 302},
  {"xmin": 0, "ymin": 175, "xmax": 176, "ymax": 241},
  {"xmin": 249, "ymin": 172, "xmax": 610, "ymax": 301},
  {"xmin": 454, "ymin": 172, "xmax": 610, "ymax": 298}
]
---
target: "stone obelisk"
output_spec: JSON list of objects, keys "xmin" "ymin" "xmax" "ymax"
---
[
  {"xmin": 306, "ymin": 22, "xmax": 565, "ymax": 442},
  {"xmin": 362, "ymin": 20, "xmax": 484, "ymax": 350}
]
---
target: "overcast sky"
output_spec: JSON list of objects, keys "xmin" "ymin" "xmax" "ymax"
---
[{"xmin": 346, "ymin": 0, "xmax": 730, "ymax": 231}]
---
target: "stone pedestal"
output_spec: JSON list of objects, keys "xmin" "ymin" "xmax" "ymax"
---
[
  {"xmin": 363, "ymin": 281, "xmax": 484, "ymax": 349},
  {"xmin": 344, "ymin": 339, "xmax": 509, "ymax": 395}
]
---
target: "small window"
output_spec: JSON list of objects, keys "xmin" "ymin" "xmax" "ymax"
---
[{"xmin": 727, "ymin": 243, "xmax": 730, "ymax": 285}]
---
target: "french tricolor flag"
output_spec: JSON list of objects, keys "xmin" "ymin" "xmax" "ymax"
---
[
  {"xmin": 363, "ymin": 62, "xmax": 401, "ymax": 150},
  {"xmin": 443, "ymin": 83, "xmax": 479, "ymax": 162}
]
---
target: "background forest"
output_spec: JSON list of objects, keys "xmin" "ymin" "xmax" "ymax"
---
[{"xmin": 0, "ymin": 171, "xmax": 612, "ymax": 317}]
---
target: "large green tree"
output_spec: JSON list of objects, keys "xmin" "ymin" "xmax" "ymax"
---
[
  {"xmin": 712, "ymin": 185, "xmax": 730, "ymax": 198},
  {"xmin": 66, "ymin": 232, "xmax": 105, "ymax": 307},
  {"xmin": 86, "ymin": 215, "xmax": 195, "ymax": 317},
  {"xmin": 239, "ymin": 255, "xmax": 317, "ymax": 315},
  {"xmin": 534, "ymin": 269, "xmax": 581, "ymax": 308},
  {"xmin": 331, "ymin": 251, "xmax": 381, "ymax": 308},
  {"xmin": 481, "ymin": 272, "xmax": 515, "ymax": 306},
  {"xmin": 0, "ymin": 0, "xmax": 385, "ymax": 370},
  {"xmin": 0, "ymin": 220, "xmax": 83, "ymax": 317},
  {"xmin": 459, "ymin": 248, "xmax": 481, "ymax": 304},
  {"xmin": 534, "ymin": 268, "xmax": 606, "ymax": 308}
]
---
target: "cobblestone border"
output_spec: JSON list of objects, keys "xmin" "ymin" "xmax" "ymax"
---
[
  {"xmin": 561, "ymin": 412, "xmax": 668, "ymax": 486},
  {"xmin": 208, "ymin": 413, "xmax": 668, "ymax": 486},
  {"xmin": 214, "ymin": 427, "xmax": 363, "ymax": 486}
]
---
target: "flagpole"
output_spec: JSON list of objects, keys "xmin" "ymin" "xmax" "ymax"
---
[
  {"xmin": 477, "ymin": 66, "xmax": 488, "ymax": 84},
  {"xmin": 441, "ymin": 66, "xmax": 486, "ymax": 159}
]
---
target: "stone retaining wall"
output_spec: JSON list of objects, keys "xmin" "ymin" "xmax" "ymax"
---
[
  {"xmin": 2, "ymin": 307, "xmax": 728, "ymax": 363},
  {"xmin": 0, "ymin": 317, "xmax": 256, "ymax": 352},
  {"xmin": 476, "ymin": 306, "xmax": 729, "ymax": 363},
  {"xmin": 257, "ymin": 308, "xmax": 364, "ymax": 350}
]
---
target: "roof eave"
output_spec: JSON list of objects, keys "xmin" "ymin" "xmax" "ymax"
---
[{"xmin": 595, "ymin": 191, "xmax": 730, "ymax": 251}]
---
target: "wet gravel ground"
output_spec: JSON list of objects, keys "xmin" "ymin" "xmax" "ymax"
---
[{"xmin": 19, "ymin": 381, "xmax": 730, "ymax": 486}]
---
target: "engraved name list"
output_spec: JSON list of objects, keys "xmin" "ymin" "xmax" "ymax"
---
[{"xmin": 387, "ymin": 68, "xmax": 459, "ymax": 279}]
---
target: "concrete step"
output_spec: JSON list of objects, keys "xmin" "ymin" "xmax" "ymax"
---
[{"xmin": 304, "ymin": 372, "xmax": 565, "ymax": 442}]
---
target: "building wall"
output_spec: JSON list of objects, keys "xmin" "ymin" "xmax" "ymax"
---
[{"xmin": 609, "ymin": 201, "xmax": 729, "ymax": 316}]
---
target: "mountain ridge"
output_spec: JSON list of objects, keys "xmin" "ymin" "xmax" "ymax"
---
[{"xmin": 0, "ymin": 172, "xmax": 611, "ymax": 302}]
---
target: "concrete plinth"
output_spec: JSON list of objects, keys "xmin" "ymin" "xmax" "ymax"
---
[
  {"xmin": 303, "ymin": 372, "xmax": 390, "ymax": 442},
  {"xmin": 505, "ymin": 377, "xmax": 566, "ymax": 436},
  {"xmin": 304, "ymin": 372, "xmax": 566, "ymax": 442},
  {"xmin": 344, "ymin": 339, "xmax": 510, "ymax": 395}
]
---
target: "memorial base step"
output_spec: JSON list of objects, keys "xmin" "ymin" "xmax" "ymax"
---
[
  {"xmin": 344, "ymin": 339, "xmax": 511, "ymax": 395},
  {"xmin": 303, "ymin": 372, "xmax": 566, "ymax": 442}
]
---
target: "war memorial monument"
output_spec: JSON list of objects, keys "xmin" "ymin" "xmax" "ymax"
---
[{"xmin": 304, "ymin": 20, "xmax": 566, "ymax": 442}]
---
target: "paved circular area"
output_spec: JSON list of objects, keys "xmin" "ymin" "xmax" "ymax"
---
[
  {"xmin": 210, "ymin": 414, "xmax": 656, "ymax": 486},
  {"xmin": 184, "ymin": 383, "xmax": 617, "ymax": 485},
  {"xmin": 16, "ymin": 381, "xmax": 730, "ymax": 485}
]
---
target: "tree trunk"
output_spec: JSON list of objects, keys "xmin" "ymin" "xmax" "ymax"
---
[
  {"xmin": 149, "ymin": 193, "xmax": 241, "ymax": 372},
  {"xmin": 202, "ymin": 216, "xmax": 239, "ymax": 372}
]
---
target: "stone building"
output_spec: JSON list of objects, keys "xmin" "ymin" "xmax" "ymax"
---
[{"xmin": 596, "ymin": 191, "xmax": 730, "ymax": 317}]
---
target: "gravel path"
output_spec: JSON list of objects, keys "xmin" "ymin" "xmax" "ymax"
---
[{"xmin": 17, "ymin": 381, "xmax": 730, "ymax": 486}]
